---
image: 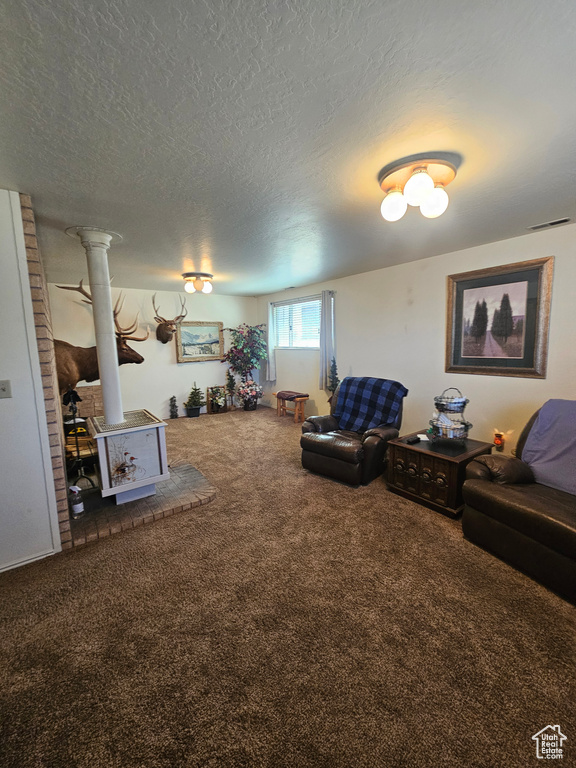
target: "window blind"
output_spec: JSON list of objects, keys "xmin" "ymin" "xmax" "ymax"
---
[{"xmin": 273, "ymin": 295, "xmax": 321, "ymax": 348}]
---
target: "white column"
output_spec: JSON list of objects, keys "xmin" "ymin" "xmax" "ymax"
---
[{"xmin": 66, "ymin": 226, "xmax": 124, "ymax": 425}]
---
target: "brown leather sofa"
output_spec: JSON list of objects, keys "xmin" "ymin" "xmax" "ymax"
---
[
  {"xmin": 300, "ymin": 380, "xmax": 405, "ymax": 485},
  {"xmin": 462, "ymin": 408, "xmax": 576, "ymax": 603}
]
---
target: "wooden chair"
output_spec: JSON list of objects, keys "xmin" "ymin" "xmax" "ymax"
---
[{"xmin": 274, "ymin": 391, "xmax": 309, "ymax": 424}]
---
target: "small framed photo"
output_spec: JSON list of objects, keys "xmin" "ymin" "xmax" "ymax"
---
[
  {"xmin": 446, "ymin": 257, "xmax": 554, "ymax": 378},
  {"xmin": 207, "ymin": 386, "xmax": 227, "ymax": 414},
  {"xmin": 176, "ymin": 321, "xmax": 224, "ymax": 363}
]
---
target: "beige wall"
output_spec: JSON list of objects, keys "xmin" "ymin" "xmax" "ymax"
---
[
  {"xmin": 48, "ymin": 285, "xmax": 258, "ymax": 419},
  {"xmin": 47, "ymin": 222, "xmax": 575, "ymax": 447},
  {"xmin": 258, "ymin": 223, "xmax": 576, "ymax": 450}
]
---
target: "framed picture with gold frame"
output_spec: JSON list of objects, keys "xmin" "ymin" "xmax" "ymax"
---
[
  {"xmin": 176, "ymin": 321, "xmax": 224, "ymax": 363},
  {"xmin": 445, "ymin": 257, "xmax": 554, "ymax": 378}
]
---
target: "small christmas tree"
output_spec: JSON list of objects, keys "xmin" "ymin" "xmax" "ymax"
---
[
  {"xmin": 184, "ymin": 382, "xmax": 206, "ymax": 409},
  {"xmin": 328, "ymin": 357, "xmax": 340, "ymax": 394},
  {"xmin": 226, "ymin": 368, "xmax": 236, "ymax": 407},
  {"xmin": 169, "ymin": 395, "xmax": 178, "ymax": 419}
]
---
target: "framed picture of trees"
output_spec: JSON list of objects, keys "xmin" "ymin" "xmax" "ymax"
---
[{"xmin": 445, "ymin": 257, "xmax": 554, "ymax": 378}]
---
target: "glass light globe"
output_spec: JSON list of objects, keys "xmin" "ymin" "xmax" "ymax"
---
[
  {"xmin": 380, "ymin": 189, "xmax": 407, "ymax": 222},
  {"xmin": 193, "ymin": 277, "xmax": 204, "ymax": 291},
  {"xmin": 403, "ymin": 168, "xmax": 434, "ymax": 206},
  {"xmin": 184, "ymin": 281, "xmax": 196, "ymax": 293},
  {"xmin": 201, "ymin": 280, "xmax": 213, "ymax": 294},
  {"xmin": 420, "ymin": 185, "xmax": 449, "ymax": 218}
]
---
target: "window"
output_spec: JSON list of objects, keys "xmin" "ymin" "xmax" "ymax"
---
[{"xmin": 273, "ymin": 295, "xmax": 321, "ymax": 348}]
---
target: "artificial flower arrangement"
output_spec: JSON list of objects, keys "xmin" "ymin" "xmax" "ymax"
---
[
  {"xmin": 236, "ymin": 379, "xmax": 264, "ymax": 403},
  {"xmin": 222, "ymin": 323, "xmax": 267, "ymax": 379},
  {"xmin": 209, "ymin": 386, "xmax": 226, "ymax": 408}
]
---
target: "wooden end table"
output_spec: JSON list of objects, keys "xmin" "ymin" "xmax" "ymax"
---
[{"xmin": 386, "ymin": 431, "xmax": 493, "ymax": 518}]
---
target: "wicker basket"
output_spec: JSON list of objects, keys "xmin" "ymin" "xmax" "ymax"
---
[
  {"xmin": 433, "ymin": 387, "xmax": 469, "ymax": 414},
  {"xmin": 428, "ymin": 418, "xmax": 472, "ymax": 442}
]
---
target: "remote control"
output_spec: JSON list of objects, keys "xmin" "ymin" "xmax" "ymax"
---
[{"xmin": 406, "ymin": 436, "xmax": 420, "ymax": 444}]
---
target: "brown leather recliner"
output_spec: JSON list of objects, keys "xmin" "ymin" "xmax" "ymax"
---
[
  {"xmin": 300, "ymin": 378, "xmax": 406, "ymax": 486},
  {"xmin": 462, "ymin": 402, "xmax": 576, "ymax": 604}
]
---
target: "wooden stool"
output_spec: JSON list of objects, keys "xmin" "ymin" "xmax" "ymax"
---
[{"xmin": 273, "ymin": 391, "xmax": 309, "ymax": 424}]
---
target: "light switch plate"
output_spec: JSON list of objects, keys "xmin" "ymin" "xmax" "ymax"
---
[{"xmin": 0, "ymin": 380, "xmax": 12, "ymax": 398}]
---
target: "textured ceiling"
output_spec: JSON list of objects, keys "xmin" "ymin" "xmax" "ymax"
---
[{"xmin": 1, "ymin": 0, "xmax": 575, "ymax": 295}]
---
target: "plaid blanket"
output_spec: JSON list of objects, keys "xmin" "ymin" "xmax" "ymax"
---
[{"xmin": 333, "ymin": 377, "xmax": 408, "ymax": 432}]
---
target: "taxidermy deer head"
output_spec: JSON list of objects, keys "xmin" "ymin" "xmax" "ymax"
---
[
  {"xmin": 54, "ymin": 280, "xmax": 149, "ymax": 394},
  {"xmin": 152, "ymin": 293, "xmax": 187, "ymax": 343}
]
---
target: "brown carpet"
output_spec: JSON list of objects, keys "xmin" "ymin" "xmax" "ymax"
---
[{"xmin": 1, "ymin": 407, "xmax": 574, "ymax": 768}]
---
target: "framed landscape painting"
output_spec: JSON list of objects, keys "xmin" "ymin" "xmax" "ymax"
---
[
  {"xmin": 176, "ymin": 321, "xmax": 224, "ymax": 363},
  {"xmin": 445, "ymin": 257, "xmax": 554, "ymax": 378}
]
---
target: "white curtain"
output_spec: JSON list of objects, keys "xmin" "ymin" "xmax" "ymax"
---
[
  {"xmin": 265, "ymin": 301, "xmax": 277, "ymax": 381},
  {"xmin": 318, "ymin": 289, "xmax": 335, "ymax": 390}
]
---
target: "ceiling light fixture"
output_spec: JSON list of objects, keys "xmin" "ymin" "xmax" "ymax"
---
[
  {"xmin": 378, "ymin": 152, "xmax": 461, "ymax": 222},
  {"xmin": 182, "ymin": 272, "xmax": 214, "ymax": 294},
  {"xmin": 380, "ymin": 188, "xmax": 407, "ymax": 222},
  {"xmin": 403, "ymin": 167, "xmax": 435, "ymax": 207}
]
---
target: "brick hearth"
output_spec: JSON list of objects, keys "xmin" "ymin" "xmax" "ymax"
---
[{"xmin": 70, "ymin": 464, "xmax": 216, "ymax": 547}]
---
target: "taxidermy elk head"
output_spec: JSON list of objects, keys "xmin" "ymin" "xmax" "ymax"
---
[
  {"xmin": 152, "ymin": 294, "xmax": 187, "ymax": 343},
  {"xmin": 54, "ymin": 280, "xmax": 149, "ymax": 394}
]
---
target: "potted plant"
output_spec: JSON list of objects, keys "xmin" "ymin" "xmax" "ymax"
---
[
  {"xmin": 208, "ymin": 385, "xmax": 226, "ymax": 414},
  {"xmin": 327, "ymin": 357, "xmax": 340, "ymax": 403},
  {"xmin": 236, "ymin": 378, "xmax": 264, "ymax": 411},
  {"xmin": 222, "ymin": 323, "xmax": 267, "ymax": 380},
  {"xmin": 169, "ymin": 395, "xmax": 179, "ymax": 419},
  {"xmin": 183, "ymin": 382, "xmax": 206, "ymax": 417},
  {"xmin": 225, "ymin": 368, "xmax": 236, "ymax": 409}
]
